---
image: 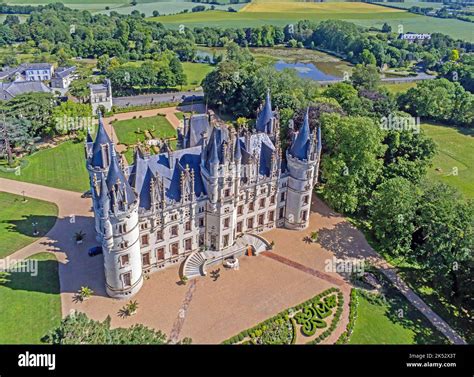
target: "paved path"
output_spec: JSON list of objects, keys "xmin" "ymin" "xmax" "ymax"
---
[
  {"xmin": 376, "ymin": 263, "xmax": 467, "ymax": 345},
  {"xmin": 261, "ymin": 251, "xmax": 347, "ymax": 287},
  {"xmin": 169, "ymin": 279, "xmax": 198, "ymax": 344}
]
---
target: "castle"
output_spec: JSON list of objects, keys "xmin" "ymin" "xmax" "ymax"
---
[{"xmin": 85, "ymin": 92, "xmax": 322, "ymax": 299}]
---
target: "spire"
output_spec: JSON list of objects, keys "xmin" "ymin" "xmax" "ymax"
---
[
  {"xmin": 91, "ymin": 112, "xmax": 113, "ymax": 168},
  {"xmin": 234, "ymin": 137, "xmax": 242, "ymax": 161},
  {"xmin": 256, "ymin": 89, "xmax": 273, "ymax": 133},
  {"xmin": 209, "ymin": 129, "xmax": 219, "ymax": 164},
  {"xmin": 290, "ymin": 108, "xmax": 311, "ymax": 160},
  {"xmin": 99, "ymin": 172, "xmax": 110, "ymax": 215}
]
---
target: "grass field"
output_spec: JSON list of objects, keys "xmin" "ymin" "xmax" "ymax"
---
[
  {"xmin": 349, "ymin": 289, "xmax": 448, "ymax": 344},
  {"xmin": 381, "ymin": 82, "xmax": 417, "ymax": 94},
  {"xmin": 0, "ymin": 192, "xmax": 58, "ymax": 258},
  {"xmin": 113, "ymin": 115, "xmax": 176, "ymax": 145},
  {"xmin": 422, "ymin": 122, "xmax": 474, "ymax": 199},
  {"xmin": 181, "ymin": 62, "xmax": 213, "ymax": 90},
  {"xmin": 0, "ymin": 140, "xmax": 90, "ymax": 193},
  {"xmin": 148, "ymin": 2, "xmax": 473, "ymax": 42},
  {"xmin": 0, "ymin": 252, "xmax": 61, "ymax": 344}
]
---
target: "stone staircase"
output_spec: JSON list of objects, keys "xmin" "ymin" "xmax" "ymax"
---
[
  {"xmin": 182, "ymin": 234, "xmax": 271, "ymax": 279},
  {"xmin": 183, "ymin": 251, "xmax": 208, "ymax": 279},
  {"xmin": 236, "ymin": 233, "xmax": 270, "ymax": 255}
]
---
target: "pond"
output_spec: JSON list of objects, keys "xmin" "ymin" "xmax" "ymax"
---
[
  {"xmin": 273, "ymin": 60, "xmax": 340, "ymax": 81},
  {"xmin": 195, "ymin": 50, "xmax": 216, "ymax": 64}
]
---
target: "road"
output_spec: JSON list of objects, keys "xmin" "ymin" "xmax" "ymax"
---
[{"xmin": 112, "ymin": 90, "xmax": 204, "ymax": 108}]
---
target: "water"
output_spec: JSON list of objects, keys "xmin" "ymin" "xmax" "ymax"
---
[
  {"xmin": 273, "ymin": 60, "xmax": 339, "ymax": 81},
  {"xmin": 195, "ymin": 50, "xmax": 216, "ymax": 64}
]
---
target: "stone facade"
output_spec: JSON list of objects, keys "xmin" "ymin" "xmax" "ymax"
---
[{"xmin": 85, "ymin": 93, "xmax": 321, "ymax": 299}]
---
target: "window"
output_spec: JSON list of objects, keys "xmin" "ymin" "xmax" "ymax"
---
[
  {"xmin": 249, "ymin": 202, "xmax": 254, "ymax": 211},
  {"xmin": 171, "ymin": 225, "xmax": 178, "ymax": 237},
  {"xmin": 199, "ymin": 217, "xmax": 205, "ymax": 227},
  {"xmin": 118, "ymin": 224, "xmax": 127, "ymax": 233},
  {"xmin": 122, "ymin": 272, "xmax": 131, "ymax": 288},
  {"xmin": 185, "ymin": 221, "xmax": 192, "ymax": 232},
  {"xmin": 279, "ymin": 207, "xmax": 284, "ymax": 219},
  {"xmin": 280, "ymin": 192, "xmax": 285, "ymax": 202},
  {"xmin": 247, "ymin": 218, "xmax": 254, "ymax": 229},
  {"xmin": 142, "ymin": 252, "xmax": 150, "ymax": 266},
  {"xmin": 237, "ymin": 205, "xmax": 243, "ymax": 215},
  {"xmin": 141, "ymin": 234, "xmax": 149, "ymax": 246},
  {"xmin": 224, "ymin": 217, "xmax": 230, "ymax": 229},
  {"xmin": 171, "ymin": 242, "xmax": 179, "ymax": 256},
  {"xmin": 301, "ymin": 210, "xmax": 308, "ymax": 222},
  {"xmin": 237, "ymin": 221, "xmax": 242, "ymax": 233},
  {"xmin": 185, "ymin": 238, "xmax": 192, "ymax": 251},
  {"xmin": 120, "ymin": 254, "xmax": 129, "ymax": 267},
  {"xmin": 224, "ymin": 189, "xmax": 231, "ymax": 197},
  {"xmin": 269, "ymin": 210, "xmax": 275, "ymax": 222},
  {"xmin": 156, "ymin": 230, "xmax": 163, "ymax": 241},
  {"xmin": 156, "ymin": 247, "xmax": 165, "ymax": 261},
  {"xmin": 270, "ymin": 195, "xmax": 275, "ymax": 205},
  {"xmin": 258, "ymin": 214, "xmax": 264, "ymax": 226},
  {"xmin": 303, "ymin": 195, "xmax": 309, "ymax": 205},
  {"xmin": 140, "ymin": 222, "xmax": 148, "ymax": 230},
  {"xmin": 259, "ymin": 198, "xmax": 265, "ymax": 208},
  {"xmin": 223, "ymin": 235, "xmax": 229, "ymax": 247},
  {"xmin": 199, "ymin": 234, "xmax": 205, "ymax": 246}
]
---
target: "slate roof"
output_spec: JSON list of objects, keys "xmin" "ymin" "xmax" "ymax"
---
[
  {"xmin": 90, "ymin": 116, "xmax": 113, "ymax": 168},
  {"xmin": 53, "ymin": 66, "xmax": 76, "ymax": 79},
  {"xmin": 106, "ymin": 155, "xmax": 136, "ymax": 207},
  {"xmin": 255, "ymin": 90, "xmax": 273, "ymax": 133},
  {"xmin": 289, "ymin": 108, "xmax": 311, "ymax": 160},
  {"xmin": 0, "ymin": 81, "xmax": 51, "ymax": 100},
  {"xmin": 239, "ymin": 133, "xmax": 275, "ymax": 176},
  {"xmin": 24, "ymin": 63, "xmax": 54, "ymax": 71},
  {"xmin": 128, "ymin": 146, "xmax": 207, "ymax": 209},
  {"xmin": 184, "ymin": 113, "xmax": 211, "ymax": 147}
]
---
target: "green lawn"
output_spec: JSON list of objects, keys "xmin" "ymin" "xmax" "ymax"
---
[
  {"xmin": 0, "ymin": 252, "xmax": 62, "ymax": 344},
  {"xmin": 181, "ymin": 62, "xmax": 214, "ymax": 90},
  {"xmin": 349, "ymin": 289, "xmax": 448, "ymax": 344},
  {"xmin": 422, "ymin": 122, "xmax": 474, "ymax": 199},
  {"xmin": 0, "ymin": 140, "xmax": 90, "ymax": 193},
  {"xmin": 381, "ymin": 82, "xmax": 417, "ymax": 94},
  {"xmin": 0, "ymin": 192, "xmax": 58, "ymax": 258},
  {"xmin": 113, "ymin": 115, "xmax": 177, "ymax": 163},
  {"xmin": 113, "ymin": 115, "xmax": 176, "ymax": 145}
]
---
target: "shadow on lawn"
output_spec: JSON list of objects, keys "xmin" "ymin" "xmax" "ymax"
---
[
  {"xmin": 3, "ymin": 213, "xmax": 109, "ymax": 298},
  {"xmin": 2, "ymin": 214, "xmax": 57, "ymax": 238},
  {"xmin": 380, "ymin": 282, "xmax": 450, "ymax": 345},
  {"xmin": 4, "ymin": 258, "xmax": 60, "ymax": 295}
]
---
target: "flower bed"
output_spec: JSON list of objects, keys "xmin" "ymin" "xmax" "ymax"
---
[
  {"xmin": 335, "ymin": 288, "xmax": 359, "ymax": 344},
  {"xmin": 222, "ymin": 287, "xmax": 344, "ymax": 345}
]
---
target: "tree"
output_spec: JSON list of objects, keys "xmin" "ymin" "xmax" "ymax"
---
[
  {"xmin": 360, "ymin": 49, "xmax": 376, "ymax": 66},
  {"xmin": 450, "ymin": 49, "xmax": 460, "ymax": 62},
  {"xmin": 43, "ymin": 312, "xmax": 168, "ymax": 344},
  {"xmin": 51, "ymin": 101, "xmax": 92, "ymax": 135},
  {"xmin": 381, "ymin": 22, "xmax": 392, "ymax": 33},
  {"xmin": 413, "ymin": 182, "xmax": 474, "ymax": 306},
  {"xmin": 369, "ymin": 177, "xmax": 419, "ymax": 257},
  {"xmin": 152, "ymin": 10, "xmax": 160, "ymax": 17},
  {"xmin": 351, "ymin": 64, "xmax": 380, "ymax": 91},
  {"xmin": 69, "ymin": 79, "xmax": 90, "ymax": 103},
  {"xmin": 0, "ymin": 117, "xmax": 36, "ymax": 165},
  {"xmin": 320, "ymin": 114, "xmax": 386, "ymax": 214}
]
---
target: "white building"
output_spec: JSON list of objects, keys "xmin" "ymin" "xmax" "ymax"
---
[
  {"xmin": 85, "ymin": 92, "xmax": 322, "ymax": 299},
  {"xmin": 90, "ymin": 79, "xmax": 113, "ymax": 113},
  {"xmin": 51, "ymin": 66, "xmax": 76, "ymax": 89},
  {"xmin": 24, "ymin": 63, "xmax": 55, "ymax": 81}
]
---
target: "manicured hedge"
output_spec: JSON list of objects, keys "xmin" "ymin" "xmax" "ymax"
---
[
  {"xmin": 335, "ymin": 289, "xmax": 359, "ymax": 344},
  {"xmin": 222, "ymin": 287, "xmax": 342, "ymax": 345}
]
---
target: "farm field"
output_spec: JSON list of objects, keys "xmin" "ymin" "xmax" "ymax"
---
[
  {"xmin": 148, "ymin": 1, "xmax": 474, "ymax": 42},
  {"xmin": 0, "ymin": 140, "xmax": 90, "ymax": 193},
  {"xmin": 381, "ymin": 82, "xmax": 417, "ymax": 94},
  {"xmin": 422, "ymin": 122, "xmax": 474, "ymax": 199},
  {"xmin": 0, "ymin": 192, "xmax": 58, "ymax": 258},
  {"xmin": 0, "ymin": 252, "xmax": 61, "ymax": 344},
  {"xmin": 6, "ymin": 0, "xmax": 248, "ymax": 14}
]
